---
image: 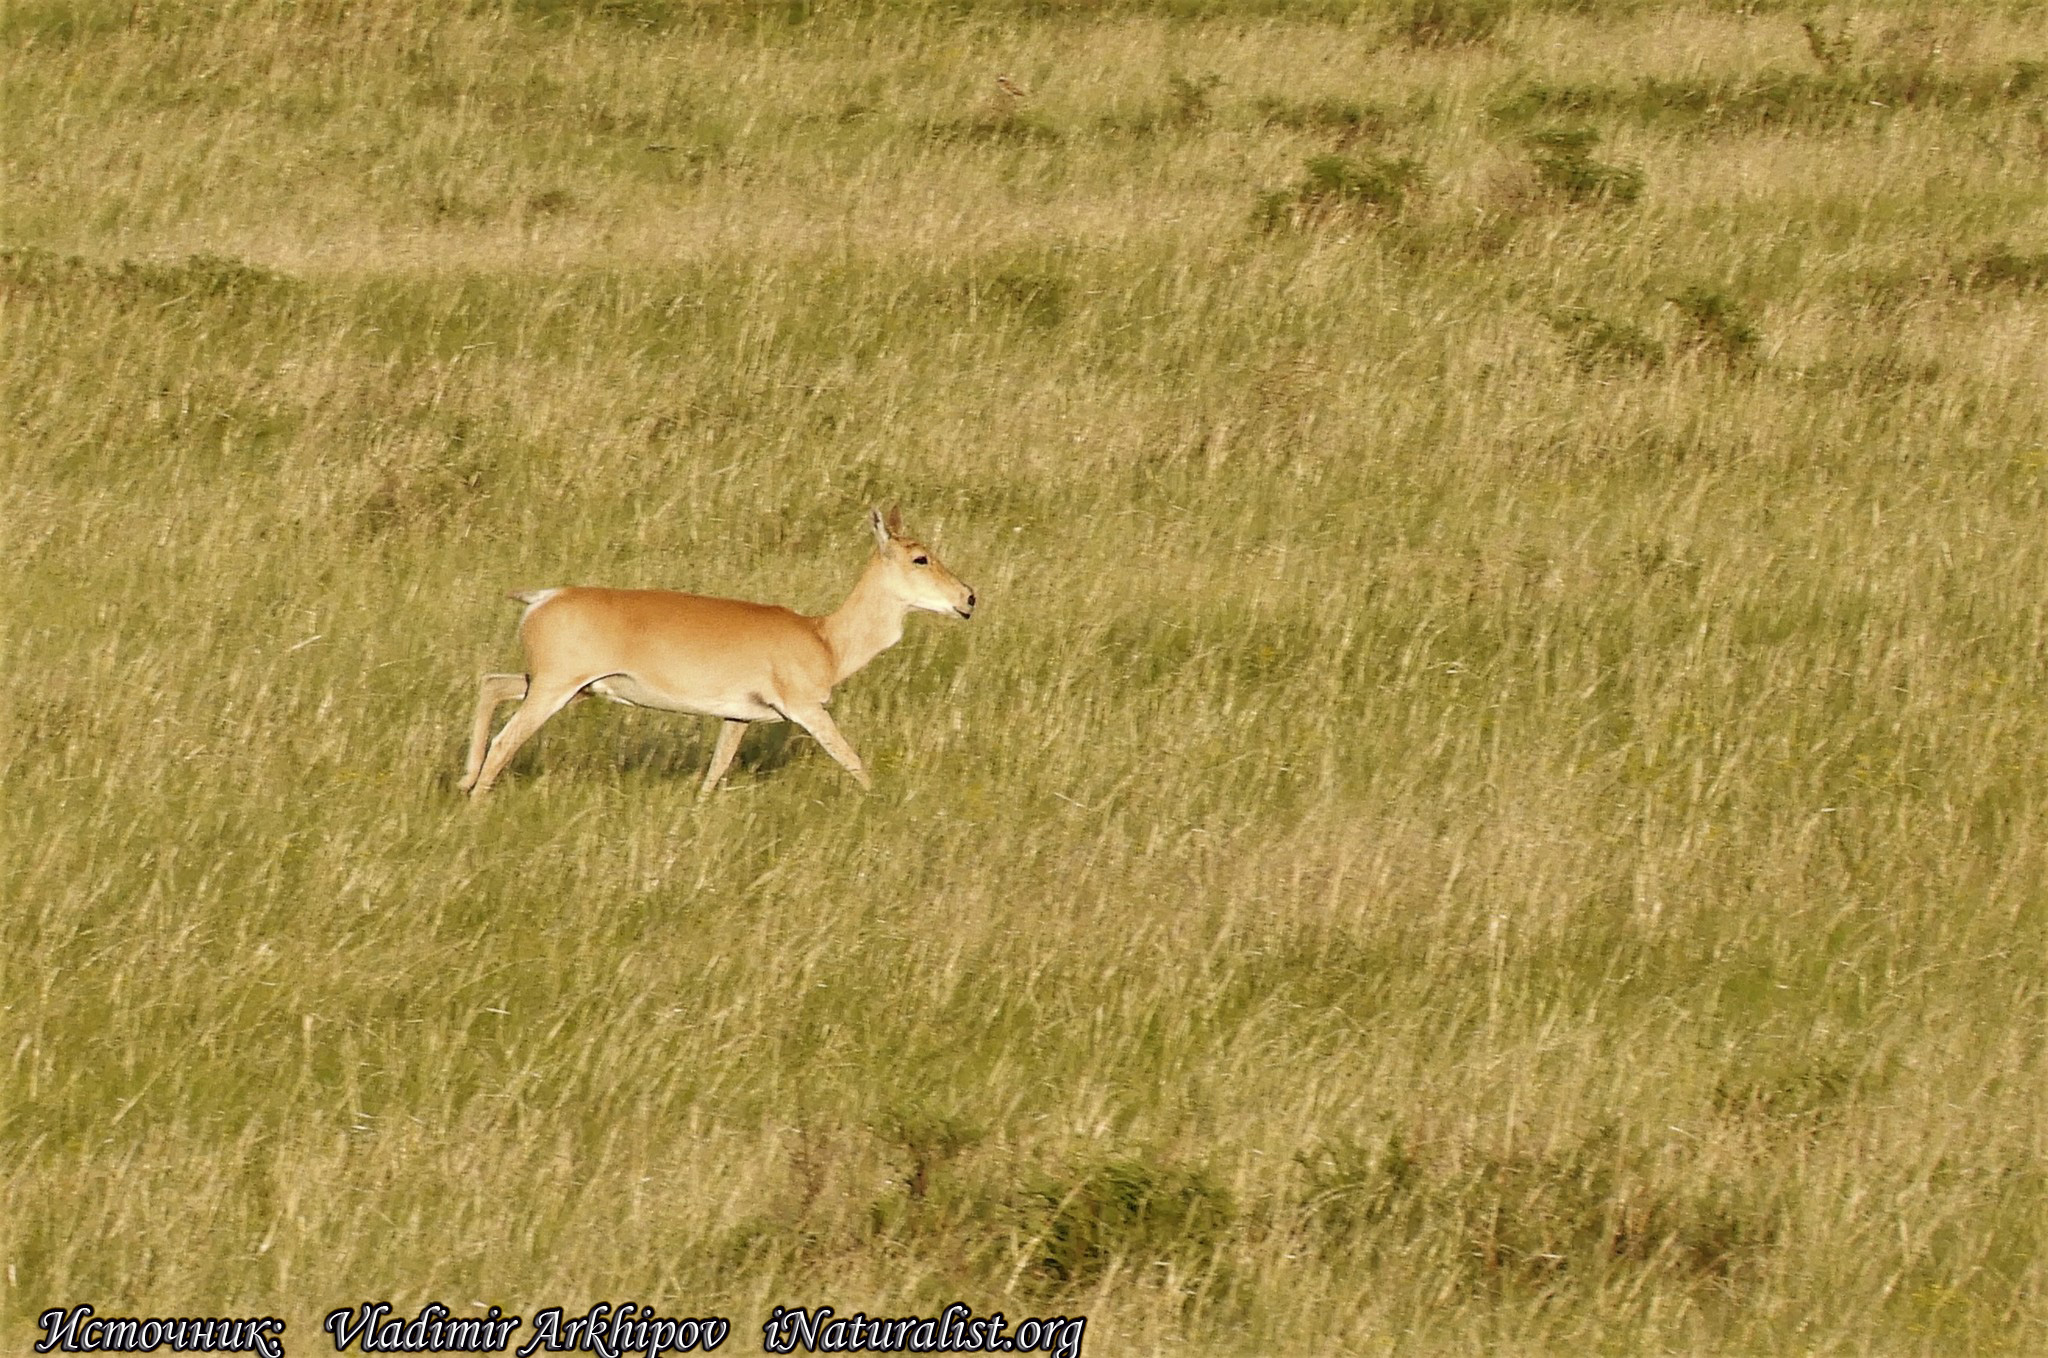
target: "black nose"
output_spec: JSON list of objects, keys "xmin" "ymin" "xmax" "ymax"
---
[{"xmin": 967, "ymin": 592, "xmax": 977, "ymax": 607}]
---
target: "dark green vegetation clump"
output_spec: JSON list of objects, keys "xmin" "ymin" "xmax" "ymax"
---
[
  {"xmin": 1548, "ymin": 307, "xmax": 1666, "ymax": 370},
  {"xmin": 0, "ymin": 244, "xmax": 298, "ymax": 304},
  {"xmin": 1298, "ymin": 1128, "xmax": 1777, "ymax": 1286},
  {"xmin": 1669, "ymin": 285, "xmax": 1764, "ymax": 363},
  {"xmin": 1029, "ymin": 1159, "xmax": 1236, "ymax": 1290},
  {"xmin": 1524, "ymin": 128, "xmax": 1645, "ymax": 205},
  {"xmin": 3, "ymin": 1, "xmax": 2045, "ymax": 1353},
  {"xmin": 1951, "ymin": 242, "xmax": 2048, "ymax": 292},
  {"xmin": 1394, "ymin": 0, "xmax": 1515, "ymax": 48},
  {"xmin": 1492, "ymin": 59, "xmax": 2047, "ymax": 132},
  {"xmin": 1256, "ymin": 152, "xmax": 1428, "ymax": 228},
  {"xmin": 1250, "ymin": 93, "xmax": 1394, "ymax": 141}
]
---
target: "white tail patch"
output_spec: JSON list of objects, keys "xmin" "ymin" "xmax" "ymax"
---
[{"xmin": 507, "ymin": 588, "xmax": 561, "ymax": 620}]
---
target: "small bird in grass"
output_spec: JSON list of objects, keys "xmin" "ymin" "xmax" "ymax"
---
[{"xmin": 996, "ymin": 74, "xmax": 1028, "ymax": 100}]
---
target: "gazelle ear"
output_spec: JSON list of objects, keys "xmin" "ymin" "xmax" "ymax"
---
[
  {"xmin": 884, "ymin": 503, "xmax": 904, "ymax": 536},
  {"xmin": 869, "ymin": 506, "xmax": 892, "ymax": 550}
]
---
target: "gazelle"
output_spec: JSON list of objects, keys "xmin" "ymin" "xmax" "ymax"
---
[{"xmin": 459, "ymin": 506, "xmax": 974, "ymax": 798}]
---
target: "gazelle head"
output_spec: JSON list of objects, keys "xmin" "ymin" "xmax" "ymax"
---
[{"xmin": 869, "ymin": 505, "xmax": 975, "ymax": 619}]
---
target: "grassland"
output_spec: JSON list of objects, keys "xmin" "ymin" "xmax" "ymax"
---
[{"xmin": 2, "ymin": 0, "xmax": 2045, "ymax": 1352}]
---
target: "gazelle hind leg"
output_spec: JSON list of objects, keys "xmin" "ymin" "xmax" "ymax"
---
[
  {"xmin": 460, "ymin": 673, "xmax": 529, "ymax": 793},
  {"xmin": 699, "ymin": 719, "xmax": 748, "ymax": 798},
  {"xmin": 783, "ymin": 704, "xmax": 871, "ymax": 791},
  {"xmin": 468, "ymin": 678, "xmax": 590, "ymax": 797}
]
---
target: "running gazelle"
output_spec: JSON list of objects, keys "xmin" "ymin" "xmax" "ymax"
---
[{"xmin": 460, "ymin": 507, "xmax": 974, "ymax": 796}]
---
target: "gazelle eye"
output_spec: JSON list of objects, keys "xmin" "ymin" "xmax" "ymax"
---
[{"xmin": 912, "ymin": 555, "xmax": 929, "ymax": 565}]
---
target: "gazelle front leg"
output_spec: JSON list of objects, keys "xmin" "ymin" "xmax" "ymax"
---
[
  {"xmin": 782, "ymin": 703, "xmax": 872, "ymax": 791},
  {"xmin": 460, "ymin": 673, "xmax": 529, "ymax": 793},
  {"xmin": 699, "ymin": 719, "xmax": 748, "ymax": 797}
]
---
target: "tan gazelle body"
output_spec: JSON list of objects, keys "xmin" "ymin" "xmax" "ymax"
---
[{"xmin": 459, "ymin": 507, "xmax": 975, "ymax": 797}]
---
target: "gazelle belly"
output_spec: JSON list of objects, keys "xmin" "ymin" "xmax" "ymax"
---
[{"xmin": 586, "ymin": 673, "xmax": 782, "ymax": 722}]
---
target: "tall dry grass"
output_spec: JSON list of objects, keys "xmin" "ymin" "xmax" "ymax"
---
[{"xmin": 3, "ymin": 1, "xmax": 2044, "ymax": 1352}]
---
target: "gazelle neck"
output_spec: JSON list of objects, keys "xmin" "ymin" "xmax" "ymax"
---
[{"xmin": 817, "ymin": 556, "xmax": 907, "ymax": 684}]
